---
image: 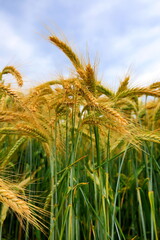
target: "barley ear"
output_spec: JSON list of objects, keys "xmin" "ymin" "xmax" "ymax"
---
[
  {"xmin": 49, "ymin": 35, "xmax": 83, "ymax": 70},
  {"xmin": 0, "ymin": 204, "xmax": 8, "ymax": 226},
  {"xmin": 0, "ymin": 178, "xmax": 48, "ymax": 233},
  {"xmin": 117, "ymin": 76, "xmax": 130, "ymax": 93},
  {"xmin": 85, "ymin": 63, "xmax": 96, "ymax": 94},
  {"xmin": 149, "ymin": 81, "xmax": 160, "ymax": 89},
  {"xmin": 96, "ymin": 84, "xmax": 115, "ymax": 97},
  {"xmin": 1, "ymin": 137, "xmax": 26, "ymax": 168},
  {"xmin": 2, "ymin": 66, "xmax": 23, "ymax": 87}
]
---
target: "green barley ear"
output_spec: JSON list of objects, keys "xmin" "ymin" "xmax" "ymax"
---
[
  {"xmin": 96, "ymin": 84, "xmax": 115, "ymax": 97},
  {"xmin": 138, "ymin": 108, "xmax": 146, "ymax": 119},
  {"xmin": 154, "ymin": 105, "xmax": 160, "ymax": 121},
  {"xmin": 116, "ymin": 98, "xmax": 137, "ymax": 113},
  {"xmin": 2, "ymin": 66, "xmax": 23, "ymax": 87},
  {"xmin": 1, "ymin": 137, "xmax": 26, "ymax": 168},
  {"xmin": 44, "ymin": 192, "xmax": 52, "ymax": 210}
]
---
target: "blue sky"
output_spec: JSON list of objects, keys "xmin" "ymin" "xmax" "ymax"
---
[{"xmin": 1, "ymin": 0, "xmax": 160, "ymax": 91}]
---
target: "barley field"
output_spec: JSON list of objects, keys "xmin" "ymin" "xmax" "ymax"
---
[{"xmin": 0, "ymin": 35, "xmax": 160, "ymax": 240}]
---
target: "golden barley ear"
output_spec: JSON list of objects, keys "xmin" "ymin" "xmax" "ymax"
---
[
  {"xmin": 136, "ymin": 130, "xmax": 160, "ymax": 144},
  {"xmin": 75, "ymin": 81, "xmax": 128, "ymax": 130},
  {"xmin": 0, "ymin": 83, "xmax": 23, "ymax": 105},
  {"xmin": 81, "ymin": 115, "xmax": 126, "ymax": 134},
  {"xmin": 49, "ymin": 35, "xmax": 83, "ymax": 71},
  {"xmin": 0, "ymin": 111, "xmax": 32, "ymax": 123},
  {"xmin": 146, "ymin": 101, "xmax": 157, "ymax": 110},
  {"xmin": 0, "ymin": 166, "xmax": 45, "ymax": 227},
  {"xmin": 0, "ymin": 178, "xmax": 48, "ymax": 233},
  {"xmin": 2, "ymin": 66, "xmax": 23, "ymax": 87},
  {"xmin": 116, "ymin": 87, "xmax": 160, "ymax": 99},
  {"xmin": 117, "ymin": 76, "xmax": 130, "ymax": 94},
  {"xmin": 0, "ymin": 126, "xmax": 48, "ymax": 143},
  {"xmin": 149, "ymin": 81, "xmax": 160, "ymax": 89},
  {"xmin": 84, "ymin": 63, "xmax": 96, "ymax": 93}
]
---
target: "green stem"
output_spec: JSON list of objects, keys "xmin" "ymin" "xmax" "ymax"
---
[{"xmin": 111, "ymin": 145, "xmax": 129, "ymax": 239}]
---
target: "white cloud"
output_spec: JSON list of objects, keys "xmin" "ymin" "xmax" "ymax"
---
[
  {"xmin": 83, "ymin": 0, "xmax": 118, "ymax": 18},
  {"xmin": 0, "ymin": 11, "xmax": 34, "ymax": 61},
  {"xmin": 0, "ymin": 10, "xmax": 57, "ymax": 91},
  {"xmin": 138, "ymin": 0, "xmax": 160, "ymax": 19}
]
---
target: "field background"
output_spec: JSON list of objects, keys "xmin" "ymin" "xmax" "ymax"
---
[{"xmin": 0, "ymin": 35, "xmax": 160, "ymax": 240}]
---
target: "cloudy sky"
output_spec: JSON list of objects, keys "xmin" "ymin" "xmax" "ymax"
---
[{"xmin": 0, "ymin": 0, "xmax": 160, "ymax": 91}]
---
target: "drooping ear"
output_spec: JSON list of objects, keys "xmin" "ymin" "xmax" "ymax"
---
[{"xmin": 2, "ymin": 66, "xmax": 23, "ymax": 87}]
